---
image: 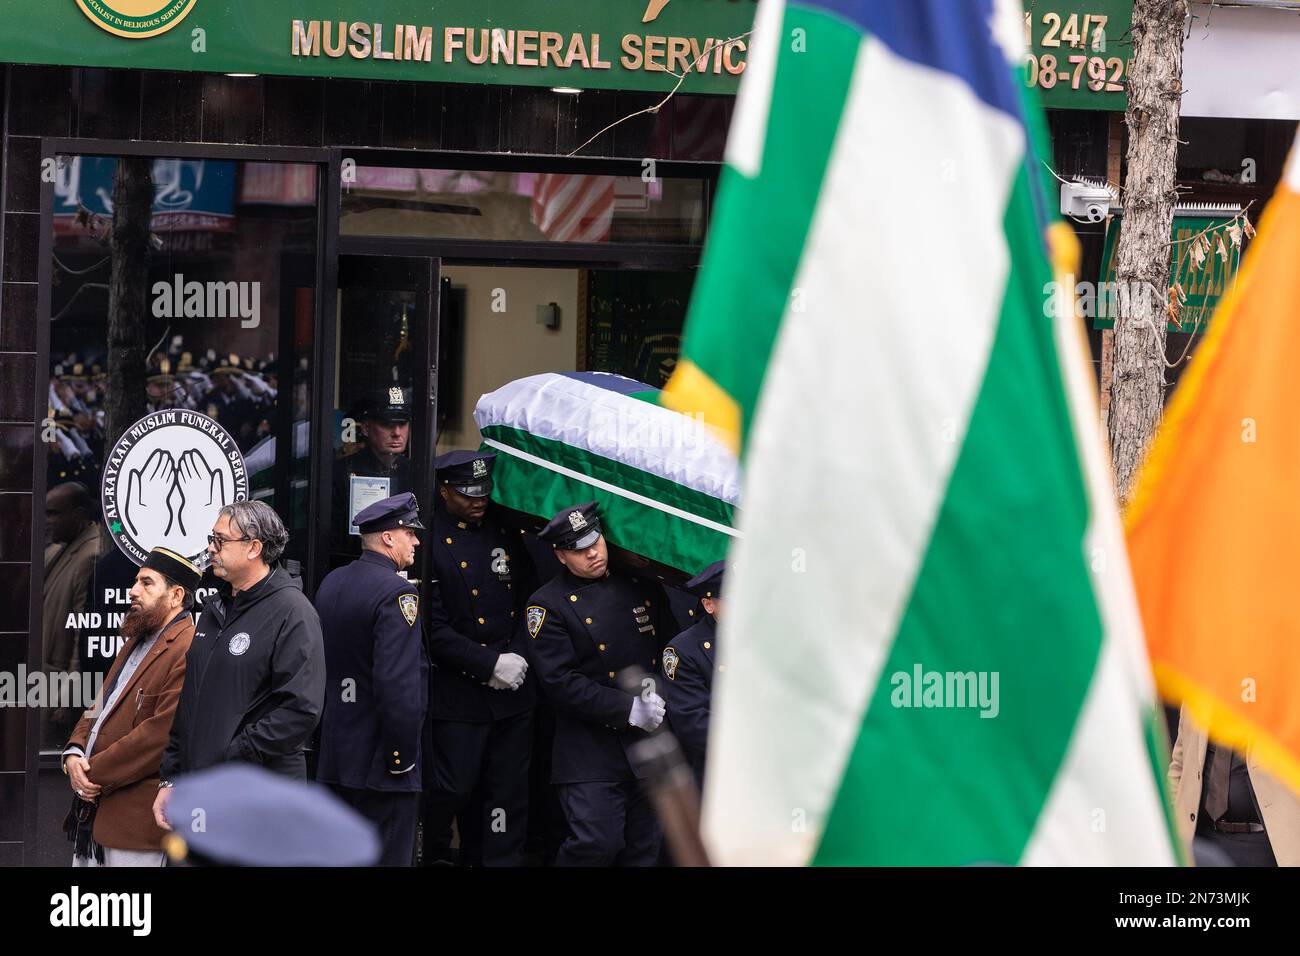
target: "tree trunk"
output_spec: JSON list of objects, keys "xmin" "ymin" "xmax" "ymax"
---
[
  {"xmin": 102, "ymin": 157, "xmax": 153, "ymax": 554},
  {"xmin": 104, "ymin": 157, "xmax": 153, "ymax": 456},
  {"xmin": 1108, "ymin": 0, "xmax": 1187, "ymax": 503}
]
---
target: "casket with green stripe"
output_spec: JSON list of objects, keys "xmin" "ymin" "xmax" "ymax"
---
[{"xmin": 474, "ymin": 372, "xmax": 740, "ymax": 576}]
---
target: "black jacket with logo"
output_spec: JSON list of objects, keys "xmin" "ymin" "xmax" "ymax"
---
[
  {"xmin": 161, "ymin": 567, "xmax": 326, "ymax": 780},
  {"xmin": 526, "ymin": 568, "xmax": 679, "ymax": 783},
  {"xmin": 425, "ymin": 501, "xmax": 538, "ymax": 721}
]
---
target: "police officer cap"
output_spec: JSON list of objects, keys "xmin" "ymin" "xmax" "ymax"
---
[
  {"xmin": 434, "ymin": 449, "xmax": 496, "ymax": 498},
  {"xmin": 686, "ymin": 560, "xmax": 725, "ymax": 599},
  {"xmin": 355, "ymin": 492, "xmax": 426, "ymax": 534},
  {"xmin": 142, "ymin": 546, "xmax": 202, "ymax": 592},
  {"xmin": 361, "ymin": 386, "xmax": 412, "ymax": 424},
  {"xmin": 163, "ymin": 764, "xmax": 380, "ymax": 866},
  {"xmin": 539, "ymin": 501, "xmax": 602, "ymax": 551}
]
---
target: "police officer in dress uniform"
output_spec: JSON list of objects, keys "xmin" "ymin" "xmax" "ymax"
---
[
  {"xmin": 314, "ymin": 492, "xmax": 429, "ymax": 866},
  {"xmin": 660, "ymin": 560, "xmax": 724, "ymax": 787},
  {"xmin": 525, "ymin": 501, "xmax": 680, "ymax": 866},
  {"xmin": 422, "ymin": 450, "xmax": 538, "ymax": 866},
  {"xmin": 331, "ymin": 388, "xmax": 413, "ymax": 558}
]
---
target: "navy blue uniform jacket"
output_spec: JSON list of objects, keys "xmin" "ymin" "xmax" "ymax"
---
[
  {"xmin": 661, "ymin": 614, "xmax": 715, "ymax": 785},
  {"xmin": 526, "ymin": 568, "xmax": 679, "ymax": 783},
  {"xmin": 425, "ymin": 502, "xmax": 537, "ymax": 721},
  {"xmin": 314, "ymin": 550, "xmax": 429, "ymax": 791}
]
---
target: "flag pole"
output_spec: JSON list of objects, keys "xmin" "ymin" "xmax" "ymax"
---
[{"xmin": 619, "ymin": 667, "xmax": 713, "ymax": 867}]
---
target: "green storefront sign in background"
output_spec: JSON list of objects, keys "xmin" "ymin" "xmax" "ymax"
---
[
  {"xmin": 1023, "ymin": 0, "xmax": 1133, "ymax": 110},
  {"xmin": 1093, "ymin": 215, "xmax": 1243, "ymax": 332},
  {"xmin": 0, "ymin": 1, "xmax": 1131, "ymax": 105},
  {"xmin": 0, "ymin": 0, "xmax": 758, "ymax": 95}
]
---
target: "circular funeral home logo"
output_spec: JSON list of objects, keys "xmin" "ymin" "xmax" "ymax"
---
[
  {"xmin": 100, "ymin": 409, "xmax": 248, "ymax": 566},
  {"xmin": 228, "ymin": 632, "xmax": 251, "ymax": 656},
  {"xmin": 75, "ymin": 0, "xmax": 198, "ymax": 39}
]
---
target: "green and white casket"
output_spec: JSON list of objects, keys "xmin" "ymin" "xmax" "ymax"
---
[{"xmin": 474, "ymin": 371, "xmax": 740, "ymax": 580}]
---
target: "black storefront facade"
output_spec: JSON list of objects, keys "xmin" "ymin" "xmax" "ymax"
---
[{"xmin": 0, "ymin": 0, "xmax": 756, "ymax": 865}]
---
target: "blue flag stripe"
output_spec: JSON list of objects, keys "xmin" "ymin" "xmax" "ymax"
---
[{"xmin": 802, "ymin": 0, "xmax": 1027, "ymax": 126}]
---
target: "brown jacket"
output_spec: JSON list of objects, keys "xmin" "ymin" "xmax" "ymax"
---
[
  {"xmin": 1169, "ymin": 705, "xmax": 1300, "ymax": 866},
  {"xmin": 65, "ymin": 612, "xmax": 195, "ymax": 851}
]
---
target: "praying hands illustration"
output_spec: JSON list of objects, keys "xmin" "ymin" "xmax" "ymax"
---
[
  {"xmin": 123, "ymin": 448, "xmax": 227, "ymax": 541},
  {"xmin": 173, "ymin": 449, "xmax": 226, "ymax": 536}
]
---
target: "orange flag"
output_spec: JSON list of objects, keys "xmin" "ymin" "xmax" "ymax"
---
[{"xmin": 1127, "ymin": 127, "xmax": 1300, "ymax": 794}]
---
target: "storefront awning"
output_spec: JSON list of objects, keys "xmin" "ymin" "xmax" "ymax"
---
[{"xmin": 0, "ymin": 0, "xmax": 757, "ymax": 96}]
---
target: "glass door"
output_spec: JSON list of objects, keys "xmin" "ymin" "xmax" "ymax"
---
[{"xmin": 322, "ymin": 255, "xmax": 440, "ymax": 589}]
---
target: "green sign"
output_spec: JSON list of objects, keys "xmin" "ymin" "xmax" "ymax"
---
[
  {"xmin": 1093, "ymin": 215, "xmax": 1243, "ymax": 332},
  {"xmin": 1022, "ymin": 0, "xmax": 1133, "ymax": 111},
  {"xmin": 0, "ymin": 0, "xmax": 757, "ymax": 95}
]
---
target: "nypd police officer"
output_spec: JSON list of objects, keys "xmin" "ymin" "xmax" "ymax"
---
[
  {"xmin": 660, "ymin": 560, "xmax": 724, "ymax": 787},
  {"xmin": 423, "ymin": 450, "xmax": 538, "ymax": 866},
  {"xmin": 526, "ymin": 501, "xmax": 680, "ymax": 866},
  {"xmin": 331, "ymin": 387, "xmax": 413, "ymax": 560},
  {"xmin": 314, "ymin": 493, "xmax": 430, "ymax": 866}
]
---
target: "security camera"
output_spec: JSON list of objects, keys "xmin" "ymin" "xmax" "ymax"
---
[{"xmin": 1060, "ymin": 180, "xmax": 1115, "ymax": 223}]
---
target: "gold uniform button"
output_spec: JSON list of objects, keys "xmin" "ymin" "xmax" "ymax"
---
[
  {"xmin": 471, "ymin": 588, "xmax": 479, "ymax": 597},
  {"xmin": 644, "ymin": 599, "xmax": 652, "ymax": 607},
  {"xmin": 392, "ymin": 751, "xmax": 399, "ymax": 756},
  {"xmin": 703, "ymin": 641, "xmax": 712, "ymax": 649},
  {"xmin": 510, "ymin": 610, "xmax": 516, "ymax": 617},
  {"xmin": 569, "ymin": 595, "xmax": 578, "ymax": 602},
  {"xmin": 608, "ymin": 671, "xmax": 616, "ymax": 679},
  {"xmin": 599, "ymin": 644, "xmax": 606, "ymax": 652},
  {"xmin": 445, "ymin": 537, "xmax": 453, "ymax": 544},
  {"xmin": 460, "ymin": 561, "xmax": 468, "ymax": 569},
  {"xmin": 585, "ymin": 617, "xmax": 593, "ymax": 625},
  {"xmin": 457, "ymin": 522, "xmax": 467, "ymax": 529},
  {"xmin": 478, "ymin": 617, "xmax": 485, "ymax": 625},
  {"xmin": 394, "ymin": 758, "xmax": 401, "ymax": 765},
  {"xmin": 688, "ymin": 609, "xmax": 695, "ymax": 617}
]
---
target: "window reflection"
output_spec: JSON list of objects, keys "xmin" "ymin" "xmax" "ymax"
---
[
  {"xmin": 341, "ymin": 167, "xmax": 706, "ymax": 244},
  {"xmin": 43, "ymin": 155, "xmax": 319, "ymax": 751}
]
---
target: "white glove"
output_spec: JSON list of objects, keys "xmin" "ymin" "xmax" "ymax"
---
[
  {"xmin": 628, "ymin": 693, "xmax": 666, "ymax": 732},
  {"xmin": 488, "ymin": 653, "xmax": 528, "ymax": 691}
]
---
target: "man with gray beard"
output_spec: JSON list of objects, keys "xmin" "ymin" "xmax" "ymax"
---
[{"xmin": 153, "ymin": 501, "xmax": 325, "ymax": 835}]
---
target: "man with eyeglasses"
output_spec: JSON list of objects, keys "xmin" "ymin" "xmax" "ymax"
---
[{"xmin": 153, "ymin": 501, "xmax": 326, "ymax": 835}]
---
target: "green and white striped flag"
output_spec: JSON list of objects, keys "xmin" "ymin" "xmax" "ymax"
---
[{"xmin": 661, "ymin": 0, "xmax": 1179, "ymax": 865}]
